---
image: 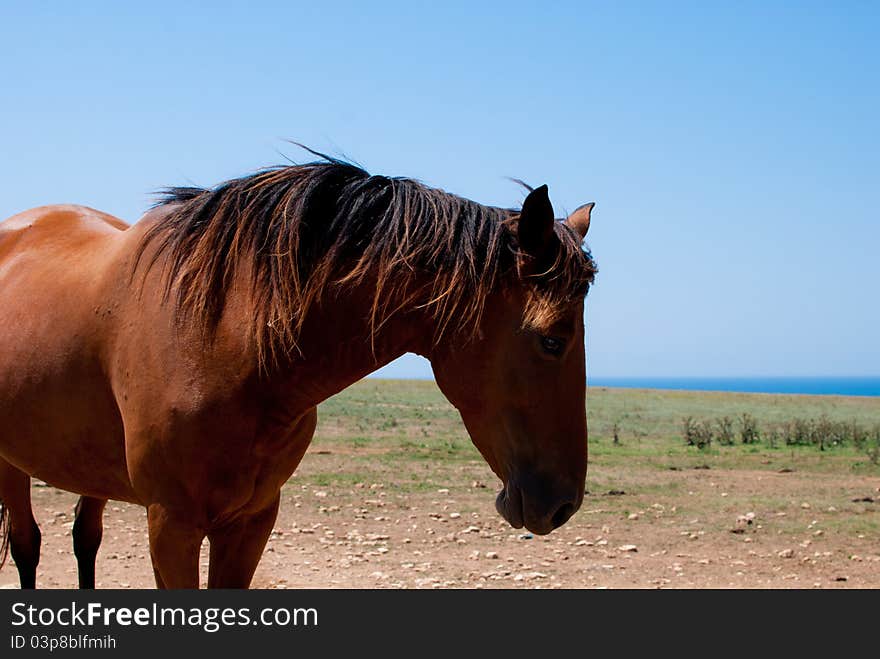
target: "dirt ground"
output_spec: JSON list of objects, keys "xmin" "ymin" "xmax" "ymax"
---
[{"xmin": 2, "ymin": 453, "xmax": 878, "ymax": 589}]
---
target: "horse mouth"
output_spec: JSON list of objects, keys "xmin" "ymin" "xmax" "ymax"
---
[{"xmin": 495, "ymin": 485, "xmax": 524, "ymax": 529}]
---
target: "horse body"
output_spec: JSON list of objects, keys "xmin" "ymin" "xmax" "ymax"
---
[
  {"xmin": 0, "ymin": 158, "xmax": 597, "ymax": 588},
  {"xmin": 0, "ymin": 206, "xmax": 131, "ymax": 586},
  {"xmin": 0, "ymin": 206, "xmax": 134, "ymax": 501}
]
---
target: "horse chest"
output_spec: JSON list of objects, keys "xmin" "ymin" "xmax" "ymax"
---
[{"xmin": 236, "ymin": 406, "xmax": 317, "ymax": 481}]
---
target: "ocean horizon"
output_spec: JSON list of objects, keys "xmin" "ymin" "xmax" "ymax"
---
[
  {"xmin": 588, "ymin": 376, "xmax": 880, "ymax": 397},
  {"xmin": 368, "ymin": 374, "xmax": 880, "ymax": 397}
]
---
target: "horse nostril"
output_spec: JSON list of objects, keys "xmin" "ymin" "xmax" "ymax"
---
[{"xmin": 551, "ymin": 502, "xmax": 576, "ymax": 529}]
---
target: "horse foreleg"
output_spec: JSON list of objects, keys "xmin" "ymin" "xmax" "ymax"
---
[
  {"xmin": 147, "ymin": 504, "xmax": 204, "ymax": 589},
  {"xmin": 207, "ymin": 494, "xmax": 280, "ymax": 589},
  {"xmin": 72, "ymin": 496, "xmax": 107, "ymax": 588},
  {"xmin": 0, "ymin": 461, "xmax": 41, "ymax": 589}
]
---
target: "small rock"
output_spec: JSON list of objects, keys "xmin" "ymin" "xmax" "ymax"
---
[
  {"xmin": 521, "ymin": 571, "xmax": 548, "ymax": 580},
  {"xmin": 617, "ymin": 544, "xmax": 638, "ymax": 553},
  {"xmin": 778, "ymin": 548, "xmax": 794, "ymax": 559}
]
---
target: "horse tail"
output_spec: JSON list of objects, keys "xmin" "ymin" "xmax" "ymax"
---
[{"xmin": 0, "ymin": 501, "xmax": 10, "ymax": 571}]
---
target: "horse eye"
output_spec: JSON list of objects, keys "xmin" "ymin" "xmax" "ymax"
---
[{"xmin": 539, "ymin": 336, "xmax": 565, "ymax": 356}]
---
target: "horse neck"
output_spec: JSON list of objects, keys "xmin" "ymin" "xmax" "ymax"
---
[{"xmin": 259, "ymin": 277, "xmax": 433, "ymax": 412}]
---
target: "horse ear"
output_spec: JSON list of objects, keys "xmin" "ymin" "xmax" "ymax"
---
[
  {"xmin": 517, "ymin": 184, "xmax": 555, "ymax": 259},
  {"xmin": 565, "ymin": 202, "xmax": 594, "ymax": 240}
]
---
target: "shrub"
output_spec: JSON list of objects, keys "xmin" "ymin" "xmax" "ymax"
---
[
  {"xmin": 863, "ymin": 425, "xmax": 880, "ymax": 466},
  {"xmin": 784, "ymin": 418, "xmax": 812, "ymax": 446},
  {"xmin": 681, "ymin": 414, "xmax": 877, "ymax": 461},
  {"xmin": 716, "ymin": 416, "xmax": 735, "ymax": 445},
  {"xmin": 683, "ymin": 417, "xmax": 697, "ymax": 446},
  {"xmin": 740, "ymin": 413, "xmax": 761, "ymax": 444},
  {"xmin": 684, "ymin": 417, "xmax": 713, "ymax": 449}
]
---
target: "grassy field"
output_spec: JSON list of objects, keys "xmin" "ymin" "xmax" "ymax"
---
[{"xmin": 309, "ymin": 379, "xmax": 880, "ymax": 489}]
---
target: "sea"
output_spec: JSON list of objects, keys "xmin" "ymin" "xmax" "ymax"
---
[{"xmin": 587, "ymin": 376, "xmax": 880, "ymax": 398}]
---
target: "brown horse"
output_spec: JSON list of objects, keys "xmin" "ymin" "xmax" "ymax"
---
[{"xmin": 0, "ymin": 155, "xmax": 596, "ymax": 588}]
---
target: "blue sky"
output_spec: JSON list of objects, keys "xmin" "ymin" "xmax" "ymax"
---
[{"xmin": 2, "ymin": 2, "xmax": 877, "ymax": 378}]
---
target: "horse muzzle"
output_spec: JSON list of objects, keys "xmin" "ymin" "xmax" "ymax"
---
[{"xmin": 495, "ymin": 480, "xmax": 581, "ymax": 536}]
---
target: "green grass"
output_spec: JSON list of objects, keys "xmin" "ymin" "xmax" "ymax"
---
[
  {"xmin": 307, "ymin": 379, "xmax": 880, "ymax": 481},
  {"xmin": 586, "ymin": 386, "xmax": 879, "ymax": 441}
]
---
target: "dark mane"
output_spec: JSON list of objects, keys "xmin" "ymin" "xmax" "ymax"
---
[{"xmin": 137, "ymin": 157, "xmax": 596, "ymax": 368}]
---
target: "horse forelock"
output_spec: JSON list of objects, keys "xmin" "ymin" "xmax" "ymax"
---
[{"xmin": 136, "ymin": 157, "xmax": 597, "ymax": 369}]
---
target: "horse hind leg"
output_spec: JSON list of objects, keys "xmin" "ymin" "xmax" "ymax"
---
[
  {"xmin": 0, "ymin": 460, "xmax": 41, "ymax": 589},
  {"xmin": 72, "ymin": 496, "xmax": 107, "ymax": 589}
]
